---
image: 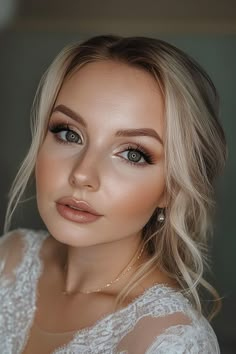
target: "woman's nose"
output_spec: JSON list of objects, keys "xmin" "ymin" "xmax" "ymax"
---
[{"xmin": 68, "ymin": 150, "xmax": 100, "ymax": 191}]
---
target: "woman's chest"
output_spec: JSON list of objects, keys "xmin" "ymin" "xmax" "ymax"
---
[{"xmin": 21, "ymin": 271, "xmax": 119, "ymax": 353}]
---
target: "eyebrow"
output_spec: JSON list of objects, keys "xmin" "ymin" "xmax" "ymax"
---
[{"xmin": 52, "ymin": 104, "xmax": 163, "ymax": 145}]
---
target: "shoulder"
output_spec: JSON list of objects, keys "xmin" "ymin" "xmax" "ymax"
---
[
  {"xmin": 0, "ymin": 228, "xmax": 49, "ymax": 278},
  {"xmin": 117, "ymin": 285, "xmax": 220, "ymax": 353},
  {"xmin": 146, "ymin": 286, "xmax": 220, "ymax": 352},
  {"xmin": 0, "ymin": 228, "xmax": 48, "ymax": 253},
  {"xmin": 144, "ymin": 315, "xmax": 220, "ymax": 353}
]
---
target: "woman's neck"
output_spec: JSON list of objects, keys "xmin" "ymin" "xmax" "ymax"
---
[{"xmin": 58, "ymin": 232, "xmax": 144, "ymax": 295}]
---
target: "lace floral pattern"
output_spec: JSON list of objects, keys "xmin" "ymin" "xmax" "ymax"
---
[{"xmin": 0, "ymin": 229, "xmax": 220, "ymax": 353}]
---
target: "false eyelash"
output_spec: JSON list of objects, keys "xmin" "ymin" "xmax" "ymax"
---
[
  {"xmin": 125, "ymin": 144, "xmax": 155, "ymax": 165},
  {"xmin": 48, "ymin": 122, "xmax": 71, "ymax": 134},
  {"xmin": 48, "ymin": 122, "xmax": 81, "ymax": 145}
]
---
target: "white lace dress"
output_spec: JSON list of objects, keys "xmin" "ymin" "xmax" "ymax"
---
[{"xmin": 0, "ymin": 229, "xmax": 220, "ymax": 353}]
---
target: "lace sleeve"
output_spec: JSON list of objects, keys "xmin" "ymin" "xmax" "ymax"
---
[
  {"xmin": 0, "ymin": 229, "xmax": 26, "ymax": 281},
  {"xmin": 116, "ymin": 311, "xmax": 220, "ymax": 354},
  {"xmin": 145, "ymin": 322, "xmax": 220, "ymax": 354}
]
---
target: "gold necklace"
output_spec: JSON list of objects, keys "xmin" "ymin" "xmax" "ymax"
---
[{"xmin": 62, "ymin": 245, "xmax": 144, "ymax": 295}]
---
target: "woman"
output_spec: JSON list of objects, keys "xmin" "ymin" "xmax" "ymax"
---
[{"xmin": 0, "ymin": 35, "xmax": 226, "ymax": 353}]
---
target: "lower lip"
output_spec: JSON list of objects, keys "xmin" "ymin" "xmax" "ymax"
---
[{"xmin": 56, "ymin": 203, "xmax": 102, "ymax": 223}]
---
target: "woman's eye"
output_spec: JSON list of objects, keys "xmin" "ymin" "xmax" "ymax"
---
[
  {"xmin": 49, "ymin": 123, "xmax": 82, "ymax": 144},
  {"xmin": 59, "ymin": 130, "xmax": 81, "ymax": 143},
  {"xmin": 123, "ymin": 150, "xmax": 144, "ymax": 163},
  {"xmin": 119, "ymin": 146, "xmax": 155, "ymax": 166}
]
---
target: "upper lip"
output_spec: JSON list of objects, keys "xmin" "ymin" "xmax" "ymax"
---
[{"xmin": 56, "ymin": 197, "xmax": 102, "ymax": 216}]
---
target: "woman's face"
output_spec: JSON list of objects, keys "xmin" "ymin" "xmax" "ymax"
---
[{"xmin": 35, "ymin": 60, "xmax": 166, "ymax": 247}]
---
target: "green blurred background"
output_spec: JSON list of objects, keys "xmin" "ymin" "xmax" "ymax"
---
[{"xmin": 0, "ymin": 1, "xmax": 235, "ymax": 352}]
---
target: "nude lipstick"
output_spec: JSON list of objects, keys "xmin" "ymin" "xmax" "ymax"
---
[{"xmin": 56, "ymin": 197, "xmax": 102, "ymax": 223}]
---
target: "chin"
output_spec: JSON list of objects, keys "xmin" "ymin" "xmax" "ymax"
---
[{"xmin": 42, "ymin": 218, "xmax": 103, "ymax": 248}]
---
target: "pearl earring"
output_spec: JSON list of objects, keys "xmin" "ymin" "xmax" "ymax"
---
[{"xmin": 157, "ymin": 209, "xmax": 165, "ymax": 223}]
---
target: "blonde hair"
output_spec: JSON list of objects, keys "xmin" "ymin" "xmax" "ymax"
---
[{"xmin": 4, "ymin": 35, "xmax": 227, "ymax": 321}]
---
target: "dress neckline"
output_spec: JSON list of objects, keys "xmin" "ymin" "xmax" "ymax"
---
[
  {"xmin": 22, "ymin": 229, "xmax": 188, "ymax": 354},
  {"xmin": 32, "ymin": 230, "xmax": 183, "ymax": 336},
  {"xmin": 34, "ymin": 283, "xmax": 180, "ymax": 336}
]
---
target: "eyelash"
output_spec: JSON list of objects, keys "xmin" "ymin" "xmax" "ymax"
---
[
  {"xmin": 48, "ymin": 123, "xmax": 82, "ymax": 144},
  {"xmin": 48, "ymin": 122, "xmax": 155, "ymax": 166}
]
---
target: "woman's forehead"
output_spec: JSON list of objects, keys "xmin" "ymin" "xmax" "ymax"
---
[{"xmin": 55, "ymin": 60, "xmax": 164, "ymax": 132}]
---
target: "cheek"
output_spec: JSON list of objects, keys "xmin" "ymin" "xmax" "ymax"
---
[
  {"xmin": 35, "ymin": 147, "xmax": 66, "ymax": 198},
  {"xmin": 108, "ymin": 167, "xmax": 165, "ymax": 222},
  {"xmin": 35, "ymin": 151, "xmax": 51, "ymax": 193}
]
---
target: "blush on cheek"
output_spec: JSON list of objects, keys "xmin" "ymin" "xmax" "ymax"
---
[
  {"xmin": 35, "ymin": 148, "xmax": 66, "ymax": 188},
  {"xmin": 114, "ymin": 185, "xmax": 163, "ymax": 227},
  {"xmin": 35, "ymin": 156, "xmax": 50, "ymax": 192}
]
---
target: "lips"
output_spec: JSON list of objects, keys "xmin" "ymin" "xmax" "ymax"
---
[{"xmin": 56, "ymin": 197, "xmax": 102, "ymax": 216}]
